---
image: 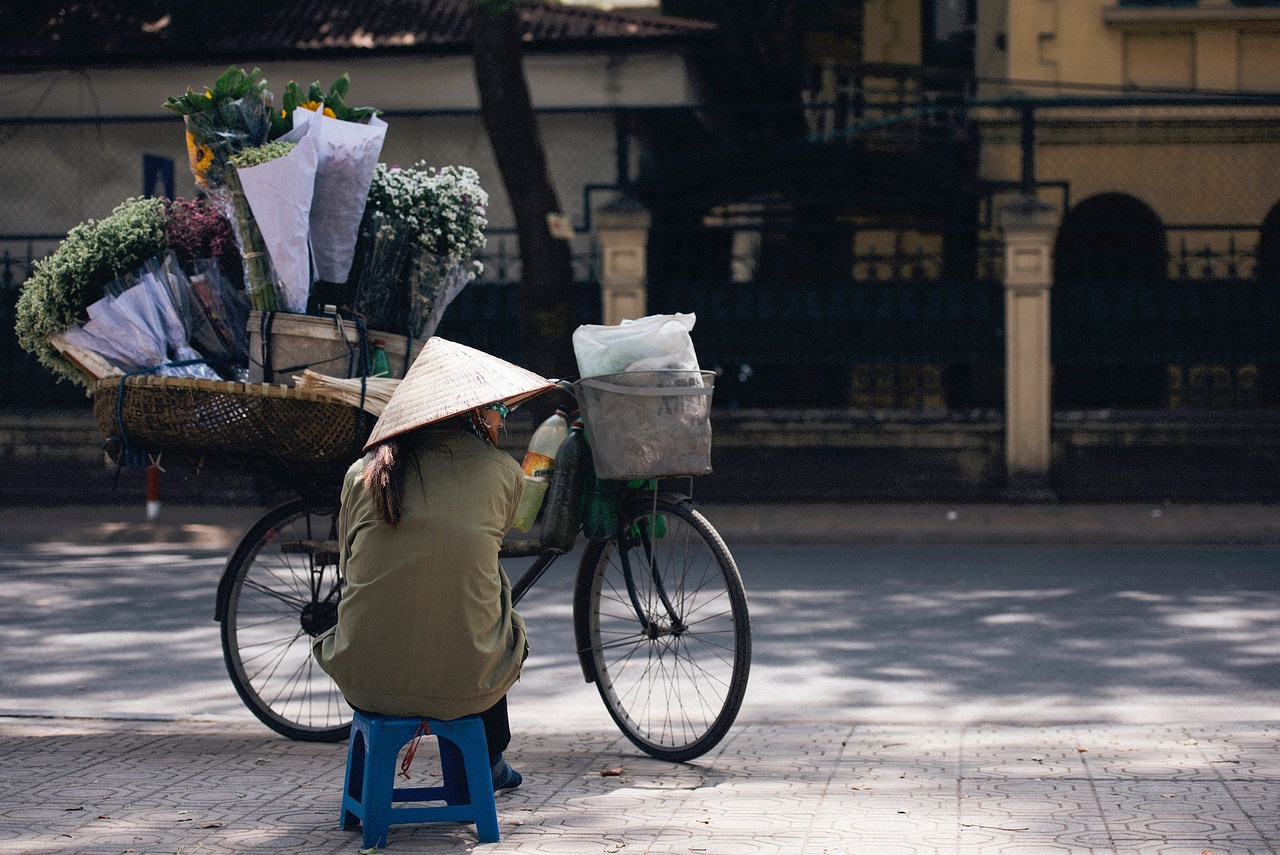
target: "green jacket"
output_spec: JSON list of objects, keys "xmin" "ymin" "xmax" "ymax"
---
[{"xmin": 313, "ymin": 429, "xmax": 529, "ymax": 719}]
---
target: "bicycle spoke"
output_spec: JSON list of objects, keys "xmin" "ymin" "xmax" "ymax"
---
[
  {"xmin": 221, "ymin": 500, "xmax": 349, "ymax": 742},
  {"xmin": 580, "ymin": 495, "xmax": 750, "ymax": 761}
]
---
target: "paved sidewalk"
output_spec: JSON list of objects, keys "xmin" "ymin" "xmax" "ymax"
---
[
  {"xmin": 3, "ymin": 715, "xmax": 1277, "ymax": 854},
  {"xmin": 1, "ymin": 503, "xmax": 1278, "ymax": 854}
]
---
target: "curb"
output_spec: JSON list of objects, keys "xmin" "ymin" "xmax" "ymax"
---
[{"xmin": 3, "ymin": 502, "xmax": 1278, "ymax": 547}]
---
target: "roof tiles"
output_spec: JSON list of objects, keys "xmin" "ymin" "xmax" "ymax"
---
[{"xmin": 3, "ymin": 0, "xmax": 714, "ymax": 67}]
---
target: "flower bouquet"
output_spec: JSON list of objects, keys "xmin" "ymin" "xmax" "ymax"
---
[
  {"xmin": 61, "ymin": 252, "xmax": 223, "ymax": 381},
  {"xmin": 225, "ymin": 139, "xmax": 313, "ymax": 312},
  {"xmin": 279, "ymin": 76, "xmax": 387, "ymax": 289},
  {"xmin": 350, "ymin": 162, "xmax": 488, "ymax": 339},
  {"xmin": 164, "ymin": 66, "xmax": 272, "ymax": 192},
  {"xmin": 14, "ymin": 195, "xmax": 252, "ymax": 387},
  {"xmin": 167, "ymin": 69, "xmax": 385, "ymax": 315},
  {"xmin": 165, "ymin": 198, "xmax": 249, "ymax": 362}
]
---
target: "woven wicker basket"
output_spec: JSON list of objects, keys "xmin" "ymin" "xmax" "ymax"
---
[{"xmin": 94, "ymin": 375, "xmax": 374, "ymax": 483}]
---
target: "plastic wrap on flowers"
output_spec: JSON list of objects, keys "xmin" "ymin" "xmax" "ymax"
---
[
  {"xmin": 183, "ymin": 99, "xmax": 270, "ymax": 192},
  {"xmin": 406, "ymin": 249, "xmax": 470, "ymax": 341},
  {"xmin": 349, "ymin": 211, "xmax": 413, "ymax": 333}
]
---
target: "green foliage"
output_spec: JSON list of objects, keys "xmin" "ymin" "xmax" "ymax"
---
[
  {"xmin": 268, "ymin": 73, "xmax": 381, "ymax": 139},
  {"xmin": 162, "ymin": 65, "xmax": 269, "ymax": 117},
  {"xmin": 15, "ymin": 198, "xmax": 169, "ymax": 387}
]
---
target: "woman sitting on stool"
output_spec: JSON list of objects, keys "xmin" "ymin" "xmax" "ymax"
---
[{"xmin": 313, "ymin": 337, "xmax": 555, "ymax": 792}]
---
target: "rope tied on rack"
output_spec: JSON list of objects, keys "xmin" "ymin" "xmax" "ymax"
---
[{"xmin": 108, "ymin": 358, "xmax": 216, "ymax": 482}]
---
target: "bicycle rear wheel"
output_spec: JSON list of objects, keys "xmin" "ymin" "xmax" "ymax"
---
[
  {"xmin": 218, "ymin": 498, "xmax": 350, "ymax": 742},
  {"xmin": 575, "ymin": 493, "xmax": 751, "ymax": 761}
]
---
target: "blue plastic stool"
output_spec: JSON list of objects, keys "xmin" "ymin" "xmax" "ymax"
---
[{"xmin": 341, "ymin": 711, "xmax": 500, "ymax": 847}]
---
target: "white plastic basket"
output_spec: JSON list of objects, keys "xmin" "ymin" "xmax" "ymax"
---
[{"xmin": 573, "ymin": 369, "xmax": 715, "ymax": 481}]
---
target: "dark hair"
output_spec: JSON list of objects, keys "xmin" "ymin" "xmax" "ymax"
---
[
  {"xmin": 361, "ymin": 416, "xmax": 468, "ymax": 526},
  {"xmin": 362, "ymin": 437, "xmax": 410, "ymax": 527}
]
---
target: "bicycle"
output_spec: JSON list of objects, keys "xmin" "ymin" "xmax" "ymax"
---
[{"xmin": 212, "ymin": 381, "xmax": 752, "ymax": 763}]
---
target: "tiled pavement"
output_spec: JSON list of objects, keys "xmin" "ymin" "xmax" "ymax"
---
[{"xmin": 2, "ymin": 717, "xmax": 1277, "ymax": 854}]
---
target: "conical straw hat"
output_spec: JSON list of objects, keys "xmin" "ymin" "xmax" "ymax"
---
[{"xmin": 364, "ymin": 336, "xmax": 555, "ymax": 450}]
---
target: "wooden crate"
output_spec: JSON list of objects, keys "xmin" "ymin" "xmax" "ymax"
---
[{"xmin": 247, "ymin": 311, "xmax": 425, "ymax": 386}]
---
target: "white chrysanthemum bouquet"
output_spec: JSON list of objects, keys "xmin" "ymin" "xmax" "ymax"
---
[{"xmin": 349, "ymin": 162, "xmax": 489, "ymax": 339}]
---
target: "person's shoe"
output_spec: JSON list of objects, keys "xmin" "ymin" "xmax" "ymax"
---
[{"xmin": 490, "ymin": 753, "xmax": 523, "ymax": 794}]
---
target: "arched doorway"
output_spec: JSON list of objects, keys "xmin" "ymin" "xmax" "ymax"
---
[{"xmin": 1051, "ymin": 193, "xmax": 1167, "ymax": 408}]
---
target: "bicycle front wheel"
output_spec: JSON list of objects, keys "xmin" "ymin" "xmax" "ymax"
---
[
  {"xmin": 575, "ymin": 494, "xmax": 751, "ymax": 762},
  {"xmin": 218, "ymin": 498, "xmax": 350, "ymax": 742}
]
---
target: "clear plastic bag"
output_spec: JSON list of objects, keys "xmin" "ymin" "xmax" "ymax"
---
[{"xmin": 572, "ymin": 313, "xmax": 699, "ymax": 378}]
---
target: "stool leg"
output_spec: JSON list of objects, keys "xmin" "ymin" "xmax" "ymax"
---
[
  {"xmin": 466, "ymin": 747, "xmax": 501, "ymax": 844},
  {"xmin": 359, "ymin": 720, "xmax": 400, "ymax": 850},
  {"xmin": 340, "ymin": 727, "xmax": 366, "ymax": 831},
  {"xmin": 434, "ymin": 719, "xmax": 500, "ymax": 844},
  {"xmin": 439, "ymin": 737, "xmax": 470, "ymax": 805}
]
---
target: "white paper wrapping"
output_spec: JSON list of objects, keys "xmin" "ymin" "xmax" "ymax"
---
[
  {"xmin": 290, "ymin": 107, "xmax": 387, "ymax": 284},
  {"xmin": 235, "ymin": 128, "xmax": 319, "ymax": 313}
]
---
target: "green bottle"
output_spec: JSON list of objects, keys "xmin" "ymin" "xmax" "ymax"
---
[
  {"xmin": 370, "ymin": 339, "xmax": 392, "ymax": 377},
  {"xmin": 580, "ymin": 431, "xmax": 624, "ymax": 542},
  {"xmin": 542, "ymin": 419, "xmax": 587, "ymax": 551}
]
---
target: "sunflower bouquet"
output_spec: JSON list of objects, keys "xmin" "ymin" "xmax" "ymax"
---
[
  {"xmin": 164, "ymin": 66, "xmax": 272, "ymax": 191},
  {"xmin": 166, "ymin": 68, "xmax": 385, "ymax": 310}
]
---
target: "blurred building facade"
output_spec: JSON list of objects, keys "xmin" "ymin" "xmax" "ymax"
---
[
  {"xmin": 3, "ymin": 0, "xmax": 1279, "ymax": 502},
  {"xmin": 974, "ymin": 0, "xmax": 1280, "ymax": 411}
]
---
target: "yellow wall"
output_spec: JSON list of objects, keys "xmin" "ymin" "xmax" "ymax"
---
[
  {"xmin": 1037, "ymin": 142, "xmax": 1280, "ymax": 225},
  {"xmin": 1240, "ymin": 33, "xmax": 1280, "ymax": 92},
  {"xmin": 979, "ymin": 0, "xmax": 1280, "ymax": 96},
  {"xmin": 976, "ymin": 1, "xmax": 1280, "ymax": 237},
  {"xmin": 864, "ymin": 0, "xmax": 923, "ymax": 65}
]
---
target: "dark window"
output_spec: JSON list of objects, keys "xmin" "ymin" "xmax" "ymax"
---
[
  {"xmin": 1052, "ymin": 194, "xmax": 1168, "ymax": 408},
  {"xmin": 1259, "ymin": 201, "xmax": 1280, "ymax": 283}
]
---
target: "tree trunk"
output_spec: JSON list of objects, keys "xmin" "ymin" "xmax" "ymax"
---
[{"xmin": 469, "ymin": 3, "xmax": 578, "ymax": 399}]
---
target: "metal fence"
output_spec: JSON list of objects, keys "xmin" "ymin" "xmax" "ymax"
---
[
  {"xmin": 639, "ymin": 92, "xmax": 1280, "ymax": 411},
  {"xmin": 985, "ymin": 95, "xmax": 1280, "ymax": 409},
  {"xmin": 5, "ymin": 94, "xmax": 1280, "ymax": 412},
  {"xmin": 648, "ymin": 222, "xmax": 1005, "ymax": 410}
]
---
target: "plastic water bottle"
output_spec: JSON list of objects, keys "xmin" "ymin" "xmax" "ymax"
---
[
  {"xmin": 541, "ymin": 418, "xmax": 587, "ymax": 550},
  {"xmin": 369, "ymin": 339, "xmax": 392, "ymax": 378},
  {"xmin": 511, "ymin": 411, "xmax": 569, "ymax": 532}
]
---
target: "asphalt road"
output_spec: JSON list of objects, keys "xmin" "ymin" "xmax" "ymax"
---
[{"xmin": 2, "ymin": 538, "xmax": 1278, "ymax": 731}]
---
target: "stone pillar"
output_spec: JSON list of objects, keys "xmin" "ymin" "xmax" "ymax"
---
[
  {"xmin": 1000, "ymin": 196, "xmax": 1060, "ymax": 501},
  {"xmin": 593, "ymin": 197, "xmax": 651, "ymax": 325}
]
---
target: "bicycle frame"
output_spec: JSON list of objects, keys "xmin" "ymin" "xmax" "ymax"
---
[{"xmin": 502, "ymin": 484, "xmax": 694, "ymax": 689}]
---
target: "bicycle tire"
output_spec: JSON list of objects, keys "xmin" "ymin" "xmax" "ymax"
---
[
  {"xmin": 219, "ymin": 498, "xmax": 351, "ymax": 742},
  {"xmin": 575, "ymin": 493, "xmax": 751, "ymax": 762}
]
